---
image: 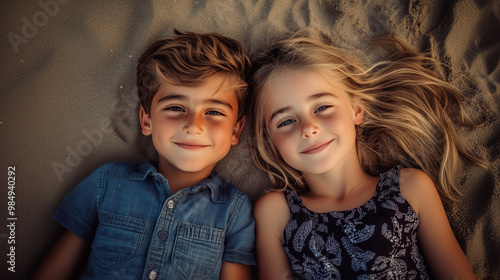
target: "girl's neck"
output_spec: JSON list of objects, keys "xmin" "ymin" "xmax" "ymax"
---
[
  {"xmin": 302, "ymin": 157, "xmax": 376, "ymax": 201},
  {"xmin": 300, "ymin": 159, "xmax": 379, "ymax": 212}
]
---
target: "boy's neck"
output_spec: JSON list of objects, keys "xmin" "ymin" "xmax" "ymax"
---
[{"xmin": 157, "ymin": 160, "xmax": 215, "ymax": 194}]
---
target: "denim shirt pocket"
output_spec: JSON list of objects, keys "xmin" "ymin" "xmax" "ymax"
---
[
  {"xmin": 172, "ymin": 222, "xmax": 225, "ymax": 279},
  {"xmin": 91, "ymin": 211, "xmax": 146, "ymax": 268}
]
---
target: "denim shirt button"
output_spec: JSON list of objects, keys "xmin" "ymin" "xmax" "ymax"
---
[
  {"xmin": 148, "ymin": 269, "xmax": 158, "ymax": 280},
  {"xmin": 157, "ymin": 230, "xmax": 167, "ymax": 240},
  {"xmin": 167, "ymin": 200, "xmax": 175, "ymax": 209}
]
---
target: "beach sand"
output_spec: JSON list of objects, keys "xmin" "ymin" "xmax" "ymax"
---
[{"xmin": 0, "ymin": 0, "xmax": 498, "ymax": 278}]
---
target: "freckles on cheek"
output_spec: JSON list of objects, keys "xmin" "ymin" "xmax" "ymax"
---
[
  {"xmin": 321, "ymin": 119, "xmax": 336, "ymax": 131},
  {"xmin": 271, "ymin": 132, "xmax": 295, "ymax": 152}
]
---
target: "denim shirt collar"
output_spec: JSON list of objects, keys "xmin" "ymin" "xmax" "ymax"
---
[{"xmin": 129, "ymin": 161, "xmax": 225, "ymax": 202}]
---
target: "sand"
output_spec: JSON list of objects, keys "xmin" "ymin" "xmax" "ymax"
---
[{"xmin": 0, "ymin": 0, "xmax": 498, "ymax": 279}]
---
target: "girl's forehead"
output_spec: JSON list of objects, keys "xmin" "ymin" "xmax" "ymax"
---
[
  {"xmin": 266, "ymin": 69, "xmax": 343, "ymax": 99},
  {"xmin": 262, "ymin": 69, "xmax": 353, "ymax": 116},
  {"xmin": 267, "ymin": 70, "xmax": 312, "ymax": 95}
]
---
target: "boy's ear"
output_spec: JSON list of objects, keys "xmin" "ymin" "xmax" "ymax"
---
[
  {"xmin": 231, "ymin": 116, "xmax": 246, "ymax": 145},
  {"xmin": 139, "ymin": 106, "xmax": 153, "ymax": 136},
  {"xmin": 352, "ymin": 101, "xmax": 364, "ymax": 125}
]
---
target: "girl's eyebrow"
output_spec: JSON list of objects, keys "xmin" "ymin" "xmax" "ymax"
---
[
  {"xmin": 269, "ymin": 92, "xmax": 337, "ymax": 122},
  {"xmin": 269, "ymin": 106, "xmax": 291, "ymax": 122},
  {"xmin": 308, "ymin": 92, "xmax": 338, "ymax": 100}
]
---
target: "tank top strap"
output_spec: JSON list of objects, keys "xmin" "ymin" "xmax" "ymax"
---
[
  {"xmin": 377, "ymin": 165, "xmax": 403, "ymax": 188},
  {"xmin": 283, "ymin": 188, "xmax": 304, "ymax": 214}
]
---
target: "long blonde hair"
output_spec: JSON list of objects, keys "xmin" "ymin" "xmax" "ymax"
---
[{"xmin": 247, "ymin": 32, "xmax": 484, "ymax": 202}]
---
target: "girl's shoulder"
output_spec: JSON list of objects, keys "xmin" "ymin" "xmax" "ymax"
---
[
  {"xmin": 398, "ymin": 167, "xmax": 439, "ymax": 215},
  {"xmin": 253, "ymin": 190, "xmax": 289, "ymax": 217},
  {"xmin": 253, "ymin": 190, "xmax": 290, "ymax": 238}
]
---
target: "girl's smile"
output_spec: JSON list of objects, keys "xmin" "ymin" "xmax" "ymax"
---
[
  {"xmin": 300, "ymin": 139, "xmax": 334, "ymax": 154},
  {"xmin": 263, "ymin": 70, "xmax": 363, "ymax": 175}
]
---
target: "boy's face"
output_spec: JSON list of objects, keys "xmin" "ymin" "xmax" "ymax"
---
[{"xmin": 140, "ymin": 75, "xmax": 245, "ymax": 179}]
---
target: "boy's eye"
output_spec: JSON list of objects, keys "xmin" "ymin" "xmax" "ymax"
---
[
  {"xmin": 165, "ymin": 106, "xmax": 184, "ymax": 112},
  {"xmin": 278, "ymin": 119, "xmax": 295, "ymax": 128},
  {"xmin": 315, "ymin": 105, "xmax": 331, "ymax": 113},
  {"xmin": 206, "ymin": 110, "xmax": 224, "ymax": 116}
]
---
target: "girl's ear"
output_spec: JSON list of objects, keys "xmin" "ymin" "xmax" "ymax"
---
[
  {"xmin": 352, "ymin": 101, "xmax": 364, "ymax": 125},
  {"xmin": 139, "ymin": 106, "xmax": 153, "ymax": 136},
  {"xmin": 231, "ymin": 116, "xmax": 246, "ymax": 145}
]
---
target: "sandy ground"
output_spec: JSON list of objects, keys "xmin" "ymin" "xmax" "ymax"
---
[{"xmin": 0, "ymin": 0, "xmax": 499, "ymax": 279}]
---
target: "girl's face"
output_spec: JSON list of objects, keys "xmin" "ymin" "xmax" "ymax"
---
[{"xmin": 263, "ymin": 70, "xmax": 364, "ymax": 175}]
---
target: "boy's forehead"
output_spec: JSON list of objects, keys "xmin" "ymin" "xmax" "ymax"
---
[
  {"xmin": 159, "ymin": 75, "xmax": 239, "ymax": 97},
  {"xmin": 155, "ymin": 76, "xmax": 239, "ymax": 105}
]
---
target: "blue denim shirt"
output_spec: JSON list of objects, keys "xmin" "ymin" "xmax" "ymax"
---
[{"xmin": 53, "ymin": 162, "xmax": 256, "ymax": 280}]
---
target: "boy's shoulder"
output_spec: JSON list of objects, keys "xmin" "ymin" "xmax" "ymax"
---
[
  {"xmin": 93, "ymin": 163, "xmax": 250, "ymax": 202},
  {"xmin": 94, "ymin": 161, "xmax": 157, "ymax": 181}
]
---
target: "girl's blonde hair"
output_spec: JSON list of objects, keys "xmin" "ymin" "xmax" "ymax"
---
[{"xmin": 247, "ymin": 31, "xmax": 483, "ymax": 202}]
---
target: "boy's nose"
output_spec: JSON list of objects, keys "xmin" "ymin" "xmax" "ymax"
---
[{"xmin": 183, "ymin": 113, "xmax": 204, "ymax": 134}]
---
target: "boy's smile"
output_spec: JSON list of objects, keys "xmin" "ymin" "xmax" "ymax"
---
[
  {"xmin": 140, "ymin": 75, "xmax": 245, "ymax": 188},
  {"xmin": 174, "ymin": 142, "xmax": 211, "ymax": 150}
]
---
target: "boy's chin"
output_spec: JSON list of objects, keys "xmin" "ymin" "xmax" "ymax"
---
[
  {"xmin": 158, "ymin": 152, "xmax": 227, "ymax": 175},
  {"xmin": 169, "ymin": 161, "xmax": 218, "ymax": 174},
  {"xmin": 178, "ymin": 166, "xmax": 214, "ymax": 174}
]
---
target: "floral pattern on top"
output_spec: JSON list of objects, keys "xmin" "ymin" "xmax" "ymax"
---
[{"xmin": 282, "ymin": 166, "xmax": 429, "ymax": 280}]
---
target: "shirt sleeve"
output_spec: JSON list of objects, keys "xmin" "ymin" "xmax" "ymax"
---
[
  {"xmin": 52, "ymin": 164, "xmax": 106, "ymax": 241},
  {"xmin": 223, "ymin": 192, "xmax": 257, "ymax": 265}
]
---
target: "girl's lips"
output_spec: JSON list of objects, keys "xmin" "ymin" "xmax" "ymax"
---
[{"xmin": 301, "ymin": 139, "xmax": 334, "ymax": 154}]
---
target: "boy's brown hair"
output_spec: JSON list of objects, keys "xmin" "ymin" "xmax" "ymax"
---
[{"xmin": 136, "ymin": 30, "xmax": 250, "ymax": 120}]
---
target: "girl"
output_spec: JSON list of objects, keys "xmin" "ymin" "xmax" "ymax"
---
[{"xmin": 248, "ymin": 32, "xmax": 481, "ymax": 279}]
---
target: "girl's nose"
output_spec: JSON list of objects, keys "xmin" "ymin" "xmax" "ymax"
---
[
  {"xmin": 183, "ymin": 113, "xmax": 204, "ymax": 134},
  {"xmin": 301, "ymin": 119, "xmax": 319, "ymax": 138}
]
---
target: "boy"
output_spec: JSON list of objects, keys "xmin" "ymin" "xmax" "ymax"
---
[{"xmin": 32, "ymin": 31, "xmax": 255, "ymax": 280}]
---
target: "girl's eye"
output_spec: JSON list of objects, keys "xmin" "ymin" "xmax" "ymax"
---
[
  {"xmin": 315, "ymin": 105, "xmax": 331, "ymax": 113},
  {"xmin": 278, "ymin": 119, "xmax": 295, "ymax": 128},
  {"xmin": 165, "ymin": 106, "xmax": 184, "ymax": 112}
]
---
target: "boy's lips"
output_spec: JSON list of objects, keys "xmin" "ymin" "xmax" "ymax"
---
[
  {"xmin": 300, "ymin": 139, "xmax": 334, "ymax": 154},
  {"xmin": 174, "ymin": 142, "xmax": 211, "ymax": 150}
]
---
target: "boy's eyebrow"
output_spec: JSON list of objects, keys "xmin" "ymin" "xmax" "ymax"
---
[
  {"xmin": 157, "ymin": 94, "xmax": 234, "ymax": 110},
  {"xmin": 209, "ymin": 99, "xmax": 234, "ymax": 110},
  {"xmin": 269, "ymin": 92, "xmax": 337, "ymax": 122},
  {"xmin": 157, "ymin": 94, "xmax": 186, "ymax": 103}
]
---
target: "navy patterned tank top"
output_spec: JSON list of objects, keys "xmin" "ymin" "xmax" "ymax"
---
[{"xmin": 282, "ymin": 166, "xmax": 429, "ymax": 279}]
